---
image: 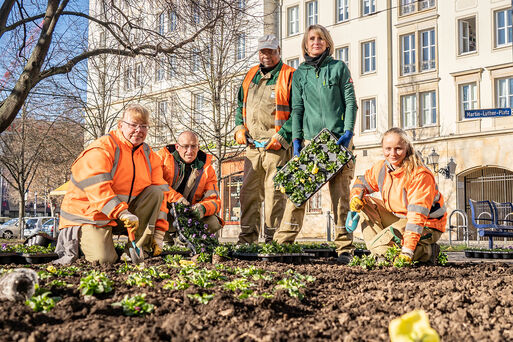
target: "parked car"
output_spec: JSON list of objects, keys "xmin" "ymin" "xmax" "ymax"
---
[
  {"xmin": 0, "ymin": 217, "xmax": 57, "ymax": 239},
  {"xmin": 41, "ymin": 217, "xmax": 59, "ymax": 237}
]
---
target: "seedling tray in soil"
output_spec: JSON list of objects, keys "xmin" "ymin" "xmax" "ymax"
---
[
  {"xmin": 464, "ymin": 250, "xmax": 513, "ymax": 259},
  {"xmin": 160, "ymin": 250, "xmax": 192, "ymax": 257},
  {"xmin": 232, "ymin": 252, "xmax": 314, "ymax": 263},
  {"xmin": 19, "ymin": 252, "xmax": 58, "ymax": 264},
  {"xmin": 274, "ymin": 128, "xmax": 354, "ymax": 207},
  {"xmin": 354, "ymin": 248, "xmax": 371, "ymax": 257},
  {"xmin": 302, "ymin": 248, "xmax": 337, "ymax": 258},
  {"xmin": 0, "ymin": 252, "xmax": 21, "ymax": 264}
]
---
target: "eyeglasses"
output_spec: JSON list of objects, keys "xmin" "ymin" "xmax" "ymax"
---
[
  {"xmin": 177, "ymin": 143, "xmax": 199, "ymax": 150},
  {"xmin": 122, "ymin": 120, "xmax": 150, "ymax": 131}
]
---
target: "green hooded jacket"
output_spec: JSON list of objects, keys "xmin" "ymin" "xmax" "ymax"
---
[{"xmin": 291, "ymin": 56, "xmax": 357, "ymax": 141}]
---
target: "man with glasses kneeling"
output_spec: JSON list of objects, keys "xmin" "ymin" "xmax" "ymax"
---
[
  {"xmin": 55, "ymin": 104, "xmax": 171, "ymax": 264},
  {"xmin": 157, "ymin": 131, "xmax": 223, "ymax": 243}
]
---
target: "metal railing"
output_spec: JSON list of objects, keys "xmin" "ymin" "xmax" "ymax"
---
[{"xmin": 448, "ymin": 209, "xmax": 469, "ymax": 246}]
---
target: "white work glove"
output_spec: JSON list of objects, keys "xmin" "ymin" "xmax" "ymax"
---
[
  {"xmin": 119, "ymin": 210, "xmax": 139, "ymax": 230},
  {"xmin": 152, "ymin": 230, "xmax": 165, "ymax": 256},
  {"xmin": 176, "ymin": 197, "xmax": 190, "ymax": 206},
  {"xmin": 192, "ymin": 203, "xmax": 206, "ymax": 219}
]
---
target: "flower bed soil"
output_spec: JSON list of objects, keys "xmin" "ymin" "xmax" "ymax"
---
[{"xmin": 2, "ymin": 258, "xmax": 513, "ymax": 341}]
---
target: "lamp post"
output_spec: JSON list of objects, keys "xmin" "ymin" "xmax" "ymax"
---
[{"xmin": 426, "ymin": 148, "xmax": 457, "ymax": 180}]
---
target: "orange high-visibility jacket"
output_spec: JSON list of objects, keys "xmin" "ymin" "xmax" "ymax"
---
[
  {"xmin": 59, "ymin": 129, "xmax": 170, "ymax": 232},
  {"xmin": 241, "ymin": 63, "xmax": 295, "ymax": 133},
  {"xmin": 351, "ymin": 160, "xmax": 447, "ymax": 251},
  {"xmin": 157, "ymin": 145, "xmax": 221, "ymax": 218}
]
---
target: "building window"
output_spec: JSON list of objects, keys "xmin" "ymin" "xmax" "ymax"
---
[
  {"xmin": 124, "ymin": 65, "xmax": 133, "ymax": 91},
  {"xmin": 306, "ymin": 192, "xmax": 322, "ymax": 214},
  {"xmin": 362, "ymin": 0, "xmax": 376, "ymax": 16},
  {"xmin": 287, "ymin": 58, "xmax": 299, "ymax": 69},
  {"xmin": 288, "ymin": 6, "xmax": 299, "ymax": 36},
  {"xmin": 362, "ymin": 40, "xmax": 375, "ymax": 74},
  {"xmin": 192, "ymin": 48, "xmax": 200, "ymax": 72},
  {"xmin": 336, "ymin": 0, "xmax": 349, "ymax": 22},
  {"xmin": 418, "ymin": 0, "xmax": 435, "ymax": 10},
  {"xmin": 497, "ymin": 77, "xmax": 513, "ymax": 109},
  {"xmin": 401, "ymin": 34, "xmax": 416, "ymax": 75},
  {"xmin": 193, "ymin": 93, "xmax": 205, "ymax": 125},
  {"xmin": 237, "ymin": 0, "xmax": 245, "ymax": 9},
  {"xmin": 459, "ymin": 17, "xmax": 476, "ymax": 54},
  {"xmin": 192, "ymin": 3, "xmax": 200, "ymax": 24},
  {"xmin": 223, "ymin": 175, "xmax": 242, "ymax": 222},
  {"xmin": 420, "ymin": 91, "xmax": 436, "ymax": 126},
  {"xmin": 158, "ymin": 12, "xmax": 166, "ymax": 35},
  {"xmin": 168, "ymin": 11, "xmax": 177, "ymax": 32},
  {"xmin": 154, "ymin": 100, "xmax": 168, "ymax": 140},
  {"xmin": 99, "ymin": 31, "xmax": 106, "ymax": 47},
  {"xmin": 400, "ymin": 0, "xmax": 415, "ymax": 15},
  {"xmin": 401, "ymin": 94, "xmax": 417, "ymax": 128},
  {"xmin": 236, "ymin": 34, "xmax": 246, "ymax": 61},
  {"xmin": 335, "ymin": 46, "xmax": 349, "ymax": 67},
  {"xmin": 306, "ymin": 1, "xmax": 318, "ymax": 26},
  {"xmin": 155, "ymin": 57, "xmax": 166, "ymax": 82},
  {"xmin": 168, "ymin": 55, "xmax": 176, "ymax": 79},
  {"xmin": 495, "ymin": 9, "xmax": 512, "ymax": 47},
  {"xmin": 420, "ymin": 29, "xmax": 435, "ymax": 71},
  {"xmin": 460, "ymin": 82, "xmax": 477, "ymax": 119},
  {"xmin": 362, "ymin": 98, "xmax": 376, "ymax": 132},
  {"xmin": 135, "ymin": 63, "xmax": 143, "ymax": 87}
]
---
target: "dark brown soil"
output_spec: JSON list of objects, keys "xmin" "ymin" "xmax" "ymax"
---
[{"xmin": 1, "ymin": 258, "xmax": 513, "ymax": 342}]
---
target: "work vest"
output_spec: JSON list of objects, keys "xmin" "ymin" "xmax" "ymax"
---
[
  {"xmin": 351, "ymin": 160, "xmax": 447, "ymax": 250},
  {"xmin": 157, "ymin": 145, "xmax": 221, "ymax": 218},
  {"xmin": 59, "ymin": 129, "xmax": 169, "ymax": 231},
  {"xmin": 241, "ymin": 64, "xmax": 294, "ymax": 132}
]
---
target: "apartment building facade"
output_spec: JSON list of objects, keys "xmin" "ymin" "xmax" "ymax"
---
[{"xmin": 279, "ymin": 0, "xmax": 513, "ymax": 240}]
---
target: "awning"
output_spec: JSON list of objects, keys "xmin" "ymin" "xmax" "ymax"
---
[{"xmin": 50, "ymin": 181, "xmax": 69, "ymax": 196}]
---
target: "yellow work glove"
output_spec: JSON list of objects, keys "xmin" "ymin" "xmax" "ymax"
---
[
  {"xmin": 192, "ymin": 203, "xmax": 206, "ymax": 219},
  {"xmin": 394, "ymin": 247, "xmax": 414, "ymax": 265},
  {"xmin": 152, "ymin": 230, "xmax": 165, "ymax": 256},
  {"xmin": 234, "ymin": 128, "xmax": 247, "ymax": 145},
  {"xmin": 119, "ymin": 210, "xmax": 139, "ymax": 241},
  {"xmin": 349, "ymin": 196, "xmax": 364, "ymax": 212},
  {"xmin": 265, "ymin": 137, "xmax": 282, "ymax": 151},
  {"xmin": 389, "ymin": 310, "xmax": 440, "ymax": 342}
]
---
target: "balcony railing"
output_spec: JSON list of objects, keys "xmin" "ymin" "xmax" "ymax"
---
[
  {"xmin": 421, "ymin": 59, "xmax": 436, "ymax": 71},
  {"xmin": 402, "ymin": 64, "xmax": 416, "ymax": 74},
  {"xmin": 419, "ymin": 0, "xmax": 435, "ymax": 10}
]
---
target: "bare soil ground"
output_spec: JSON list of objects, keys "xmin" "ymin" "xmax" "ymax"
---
[{"xmin": 1, "ymin": 257, "xmax": 513, "ymax": 342}]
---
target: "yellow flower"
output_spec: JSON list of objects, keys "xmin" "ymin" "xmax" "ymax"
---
[
  {"xmin": 293, "ymin": 156, "xmax": 299, "ymax": 162},
  {"xmin": 46, "ymin": 265, "xmax": 57, "ymax": 274},
  {"xmin": 280, "ymin": 186, "xmax": 286, "ymax": 194},
  {"xmin": 389, "ymin": 310, "xmax": 440, "ymax": 342},
  {"xmin": 311, "ymin": 163, "xmax": 319, "ymax": 174},
  {"xmin": 179, "ymin": 260, "xmax": 196, "ymax": 267}
]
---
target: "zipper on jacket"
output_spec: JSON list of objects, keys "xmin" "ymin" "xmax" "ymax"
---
[{"xmin": 127, "ymin": 147, "xmax": 137, "ymax": 203}]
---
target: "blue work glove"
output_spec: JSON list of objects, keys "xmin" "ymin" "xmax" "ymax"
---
[
  {"xmin": 293, "ymin": 139, "xmax": 302, "ymax": 157},
  {"xmin": 336, "ymin": 130, "xmax": 353, "ymax": 148}
]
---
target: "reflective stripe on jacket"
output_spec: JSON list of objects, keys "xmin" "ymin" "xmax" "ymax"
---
[
  {"xmin": 157, "ymin": 145, "xmax": 221, "ymax": 218},
  {"xmin": 350, "ymin": 160, "xmax": 447, "ymax": 251},
  {"xmin": 241, "ymin": 63, "xmax": 295, "ymax": 135},
  {"xmin": 59, "ymin": 129, "xmax": 170, "ymax": 232}
]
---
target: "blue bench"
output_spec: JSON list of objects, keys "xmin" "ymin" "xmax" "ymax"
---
[{"xmin": 469, "ymin": 199, "xmax": 513, "ymax": 249}]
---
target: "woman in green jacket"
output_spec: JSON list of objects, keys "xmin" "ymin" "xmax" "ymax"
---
[{"xmin": 274, "ymin": 25, "xmax": 357, "ymax": 264}]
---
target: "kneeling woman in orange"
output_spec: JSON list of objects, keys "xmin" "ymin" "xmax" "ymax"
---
[{"xmin": 350, "ymin": 127, "xmax": 447, "ymax": 263}]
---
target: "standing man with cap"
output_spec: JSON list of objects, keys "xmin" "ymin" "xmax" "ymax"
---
[{"xmin": 234, "ymin": 34, "xmax": 295, "ymax": 244}]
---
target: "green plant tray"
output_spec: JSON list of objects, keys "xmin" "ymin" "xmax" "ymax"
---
[
  {"xmin": 464, "ymin": 249, "xmax": 513, "ymax": 259},
  {"xmin": 0, "ymin": 252, "xmax": 21, "ymax": 264},
  {"xmin": 232, "ymin": 252, "xmax": 314, "ymax": 263},
  {"xmin": 274, "ymin": 128, "xmax": 354, "ymax": 207},
  {"xmin": 20, "ymin": 252, "xmax": 58, "ymax": 264}
]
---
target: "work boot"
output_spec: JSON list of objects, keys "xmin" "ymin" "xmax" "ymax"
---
[
  {"xmin": 337, "ymin": 252, "xmax": 352, "ymax": 265},
  {"xmin": 429, "ymin": 243, "xmax": 440, "ymax": 265}
]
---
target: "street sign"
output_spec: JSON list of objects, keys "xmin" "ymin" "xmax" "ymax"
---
[{"xmin": 464, "ymin": 108, "xmax": 512, "ymax": 119}]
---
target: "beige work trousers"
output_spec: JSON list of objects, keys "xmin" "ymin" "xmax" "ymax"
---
[
  {"xmin": 80, "ymin": 185, "xmax": 164, "ymax": 264},
  {"xmin": 360, "ymin": 196, "xmax": 443, "ymax": 262},
  {"xmin": 238, "ymin": 146, "xmax": 290, "ymax": 244},
  {"xmin": 274, "ymin": 158, "xmax": 355, "ymax": 255}
]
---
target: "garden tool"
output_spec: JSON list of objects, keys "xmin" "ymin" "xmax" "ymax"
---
[
  {"xmin": 245, "ymin": 133, "xmax": 268, "ymax": 148},
  {"xmin": 120, "ymin": 211, "xmax": 144, "ymax": 264},
  {"xmin": 345, "ymin": 211, "xmax": 360, "ymax": 233}
]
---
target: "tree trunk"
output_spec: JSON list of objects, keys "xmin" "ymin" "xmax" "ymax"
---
[{"xmin": 18, "ymin": 193, "xmax": 25, "ymax": 239}]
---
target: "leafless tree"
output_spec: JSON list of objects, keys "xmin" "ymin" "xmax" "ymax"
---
[
  {"xmin": 0, "ymin": 0, "xmax": 232, "ymax": 133},
  {"xmin": 157, "ymin": 0, "xmax": 267, "ymax": 178}
]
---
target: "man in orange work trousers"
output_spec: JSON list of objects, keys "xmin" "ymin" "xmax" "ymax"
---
[
  {"xmin": 234, "ymin": 34, "xmax": 295, "ymax": 243},
  {"xmin": 54, "ymin": 104, "xmax": 170, "ymax": 264}
]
